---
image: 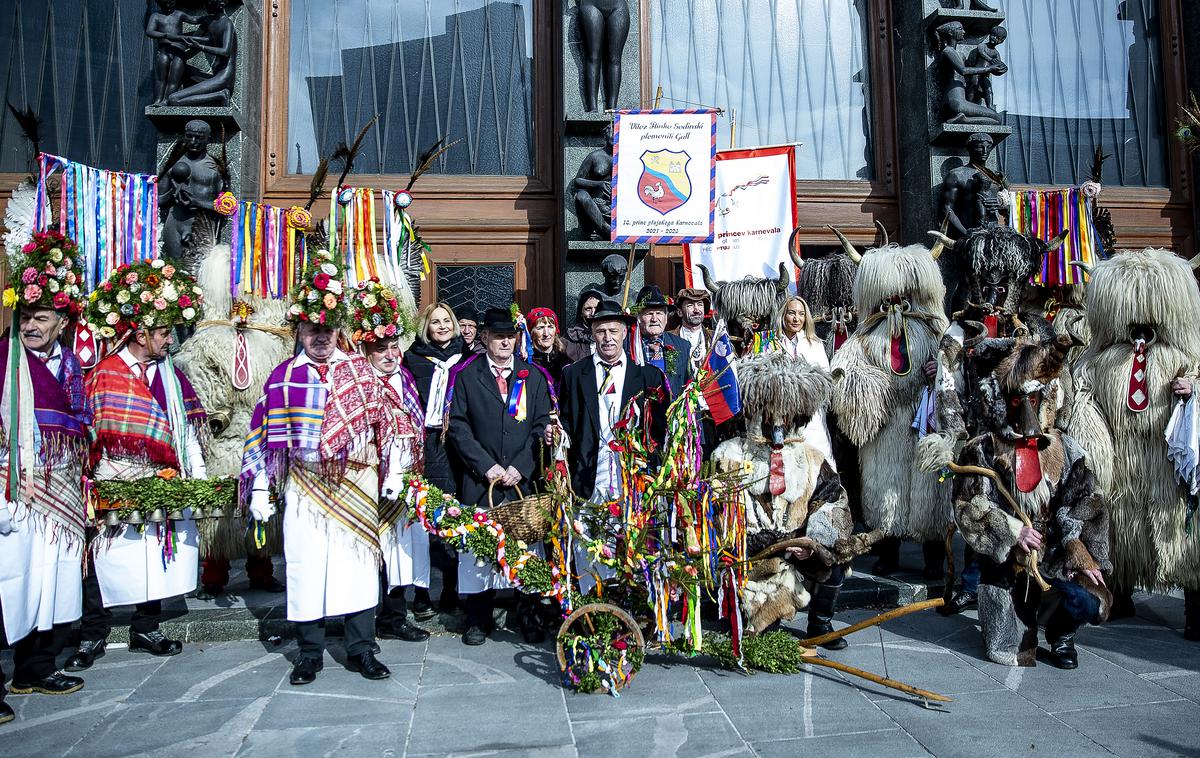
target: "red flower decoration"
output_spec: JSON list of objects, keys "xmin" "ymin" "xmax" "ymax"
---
[
  {"xmin": 52, "ymin": 291, "xmax": 70, "ymax": 309},
  {"xmin": 472, "ymin": 511, "xmax": 489, "ymax": 524},
  {"xmin": 517, "ymin": 369, "xmax": 529, "ymax": 379},
  {"xmin": 313, "ymin": 272, "xmax": 331, "ymax": 290},
  {"xmin": 179, "ymin": 295, "xmax": 192, "ymax": 308},
  {"xmin": 607, "ymin": 502, "xmax": 621, "ymax": 517}
]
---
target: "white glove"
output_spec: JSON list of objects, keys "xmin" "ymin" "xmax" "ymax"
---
[
  {"xmin": 381, "ymin": 474, "xmax": 403, "ymax": 503},
  {"xmin": 249, "ymin": 489, "xmax": 275, "ymax": 522},
  {"xmin": 0, "ymin": 503, "xmax": 13, "ymax": 536}
]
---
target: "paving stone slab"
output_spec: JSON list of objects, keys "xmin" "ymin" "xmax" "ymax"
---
[
  {"xmin": 571, "ymin": 711, "xmax": 752, "ymax": 758},
  {"xmin": 0, "ymin": 689, "xmax": 133, "ymax": 758},
  {"xmin": 406, "ymin": 681, "xmax": 572, "ymax": 755},
  {"xmin": 566, "ymin": 665, "xmax": 721, "ymax": 723},
  {"xmin": 1054, "ymin": 698, "xmax": 1200, "ymax": 758},
  {"xmin": 237, "ymin": 722, "xmax": 411, "ymax": 757},
  {"xmin": 751, "ymin": 728, "xmax": 932, "ymax": 758}
]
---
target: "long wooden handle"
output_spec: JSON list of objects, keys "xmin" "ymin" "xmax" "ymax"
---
[
  {"xmin": 798, "ymin": 598, "xmax": 944, "ymax": 648},
  {"xmin": 802, "ymin": 655, "xmax": 953, "ymax": 704},
  {"xmin": 946, "ymin": 462, "xmax": 1051, "ymax": 591}
]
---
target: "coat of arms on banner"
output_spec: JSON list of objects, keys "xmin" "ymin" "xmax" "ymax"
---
[{"xmin": 638, "ymin": 150, "xmax": 691, "ymax": 215}]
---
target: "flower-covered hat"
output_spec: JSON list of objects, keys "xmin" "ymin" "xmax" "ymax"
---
[
  {"xmin": 85, "ymin": 259, "xmax": 203, "ymax": 340},
  {"xmin": 287, "ymin": 248, "xmax": 349, "ymax": 328},
  {"xmin": 348, "ymin": 278, "xmax": 414, "ymax": 344},
  {"xmin": 4, "ymin": 230, "xmax": 85, "ymax": 316}
]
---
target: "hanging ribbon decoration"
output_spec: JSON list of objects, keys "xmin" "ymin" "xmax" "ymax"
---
[
  {"xmin": 215, "ymin": 192, "xmax": 309, "ymax": 300},
  {"xmin": 35, "ymin": 153, "xmax": 158, "ymax": 292},
  {"xmin": 1007, "ymin": 186, "xmax": 1106, "ymax": 287},
  {"xmin": 329, "ymin": 186, "xmax": 380, "ymax": 286}
]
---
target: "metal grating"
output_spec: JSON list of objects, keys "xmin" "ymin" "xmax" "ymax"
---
[
  {"xmin": 995, "ymin": 0, "xmax": 1168, "ymax": 187},
  {"xmin": 437, "ymin": 263, "xmax": 515, "ymax": 313},
  {"xmin": 0, "ymin": 0, "xmax": 158, "ymax": 174},
  {"xmin": 648, "ymin": 0, "xmax": 873, "ymax": 180},
  {"xmin": 288, "ymin": 0, "xmax": 535, "ymax": 176}
]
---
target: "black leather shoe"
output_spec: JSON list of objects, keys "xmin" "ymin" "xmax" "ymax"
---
[
  {"xmin": 806, "ymin": 620, "xmax": 848, "ymax": 650},
  {"xmin": 128, "ymin": 630, "xmax": 183, "ymax": 657},
  {"xmin": 1044, "ymin": 637, "xmax": 1079, "ymax": 670},
  {"xmin": 411, "ymin": 599, "xmax": 437, "ymax": 622},
  {"xmin": 289, "ymin": 657, "xmax": 323, "ymax": 686},
  {"xmin": 64, "ymin": 640, "xmax": 106, "ymax": 672},
  {"xmin": 346, "ymin": 651, "xmax": 391, "ymax": 680},
  {"xmin": 378, "ymin": 622, "xmax": 430, "ymax": 642},
  {"xmin": 195, "ymin": 585, "xmax": 222, "ymax": 601},
  {"xmin": 8, "ymin": 672, "xmax": 85, "ymax": 696},
  {"xmin": 943, "ymin": 590, "xmax": 978, "ymax": 615},
  {"xmin": 249, "ymin": 577, "xmax": 286, "ymax": 593},
  {"xmin": 0, "ymin": 701, "xmax": 13, "ymax": 725},
  {"xmin": 462, "ymin": 625, "xmax": 488, "ymax": 646}
]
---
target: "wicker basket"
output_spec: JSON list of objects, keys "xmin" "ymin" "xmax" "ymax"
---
[{"xmin": 487, "ymin": 480, "xmax": 555, "ymax": 543}]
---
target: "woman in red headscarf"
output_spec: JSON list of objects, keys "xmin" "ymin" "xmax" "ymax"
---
[{"xmin": 527, "ymin": 307, "xmax": 572, "ymax": 388}]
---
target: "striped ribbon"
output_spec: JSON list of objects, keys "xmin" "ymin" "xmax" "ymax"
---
[
  {"xmin": 228, "ymin": 200, "xmax": 305, "ymax": 299},
  {"xmin": 1007, "ymin": 187, "xmax": 1106, "ymax": 286}
]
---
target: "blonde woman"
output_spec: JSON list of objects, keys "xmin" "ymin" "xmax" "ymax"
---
[{"xmin": 771, "ymin": 296, "xmax": 836, "ymax": 469}]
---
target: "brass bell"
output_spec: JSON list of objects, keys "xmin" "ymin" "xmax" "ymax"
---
[
  {"xmin": 147, "ymin": 508, "xmax": 166, "ymax": 523},
  {"xmin": 191, "ymin": 507, "xmax": 207, "ymax": 520},
  {"xmin": 125, "ymin": 511, "xmax": 144, "ymax": 525},
  {"xmin": 167, "ymin": 510, "xmax": 185, "ymax": 521},
  {"xmin": 104, "ymin": 510, "xmax": 121, "ymax": 527}
]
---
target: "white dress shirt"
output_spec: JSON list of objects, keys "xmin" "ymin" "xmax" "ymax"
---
[{"xmin": 592, "ymin": 352, "xmax": 627, "ymax": 503}]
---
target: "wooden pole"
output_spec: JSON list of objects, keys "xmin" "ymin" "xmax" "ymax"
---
[
  {"xmin": 654, "ymin": 85, "xmax": 663, "ymax": 109},
  {"xmin": 729, "ymin": 107, "xmax": 737, "ymax": 149},
  {"xmin": 801, "ymin": 654, "xmax": 953, "ymax": 704},
  {"xmin": 797, "ymin": 598, "xmax": 945, "ymax": 648},
  {"xmin": 620, "ymin": 243, "xmax": 637, "ymax": 310}
]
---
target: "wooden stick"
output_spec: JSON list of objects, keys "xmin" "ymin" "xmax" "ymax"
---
[
  {"xmin": 620, "ymin": 243, "xmax": 637, "ymax": 310},
  {"xmin": 946, "ymin": 462, "xmax": 1051, "ymax": 591},
  {"xmin": 802, "ymin": 655, "xmax": 953, "ymax": 703},
  {"xmin": 797, "ymin": 598, "xmax": 945, "ymax": 648}
]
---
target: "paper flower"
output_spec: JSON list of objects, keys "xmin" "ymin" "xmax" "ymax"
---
[
  {"xmin": 214, "ymin": 191, "xmax": 239, "ymax": 216},
  {"xmin": 286, "ymin": 206, "xmax": 312, "ymax": 230},
  {"xmin": 85, "ymin": 259, "xmax": 203, "ymax": 336}
]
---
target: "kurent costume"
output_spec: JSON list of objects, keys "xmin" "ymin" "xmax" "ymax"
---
[
  {"xmin": 0, "ymin": 231, "xmax": 91, "ymax": 708},
  {"xmin": 445, "ymin": 308, "xmax": 553, "ymax": 642},
  {"xmin": 558, "ymin": 299, "xmax": 668, "ymax": 594},
  {"xmin": 75, "ymin": 259, "xmax": 208, "ymax": 666},
  {"xmin": 242, "ymin": 251, "xmax": 409, "ymax": 684},
  {"xmin": 829, "ymin": 240, "xmax": 951, "ymax": 574},
  {"xmin": 713, "ymin": 353, "xmax": 867, "ymax": 644},
  {"xmin": 769, "ymin": 328, "xmax": 836, "ymax": 469},
  {"xmin": 940, "ymin": 336, "xmax": 1111, "ymax": 667},
  {"xmin": 1069, "ymin": 248, "xmax": 1200, "ymax": 639}
]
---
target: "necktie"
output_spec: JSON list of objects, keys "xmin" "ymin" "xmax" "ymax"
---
[
  {"xmin": 138, "ymin": 361, "xmax": 154, "ymax": 388},
  {"xmin": 647, "ymin": 340, "xmax": 663, "ymax": 361},
  {"xmin": 1127, "ymin": 340, "xmax": 1149, "ymax": 412},
  {"xmin": 599, "ymin": 362, "xmax": 617, "ymax": 396},
  {"xmin": 494, "ymin": 366, "xmax": 509, "ymax": 398},
  {"xmin": 315, "ymin": 363, "xmax": 330, "ymax": 383}
]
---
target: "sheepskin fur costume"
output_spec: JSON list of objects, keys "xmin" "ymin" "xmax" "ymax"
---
[
  {"xmin": 738, "ymin": 351, "xmax": 831, "ymax": 430},
  {"xmin": 957, "ymin": 226, "xmax": 1044, "ymax": 313},
  {"xmin": 1070, "ymin": 248, "xmax": 1200, "ymax": 592},
  {"xmin": 697, "ymin": 263, "xmax": 790, "ymax": 336},
  {"xmin": 830, "ymin": 244, "xmax": 950, "ymax": 541}
]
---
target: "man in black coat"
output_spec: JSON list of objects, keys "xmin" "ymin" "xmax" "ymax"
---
[
  {"xmin": 555, "ymin": 298, "xmax": 668, "ymax": 593},
  {"xmin": 446, "ymin": 307, "xmax": 553, "ymax": 645},
  {"xmin": 630, "ymin": 285, "xmax": 692, "ymax": 397}
]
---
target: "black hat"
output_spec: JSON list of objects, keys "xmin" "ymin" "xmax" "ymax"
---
[
  {"xmin": 480, "ymin": 306, "xmax": 519, "ymax": 333},
  {"xmin": 454, "ymin": 304, "xmax": 479, "ymax": 323},
  {"xmin": 587, "ymin": 298, "xmax": 636, "ymax": 326},
  {"xmin": 634, "ymin": 284, "xmax": 671, "ymax": 310}
]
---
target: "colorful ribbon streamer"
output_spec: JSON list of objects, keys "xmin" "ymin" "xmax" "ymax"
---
[
  {"xmin": 222, "ymin": 197, "xmax": 307, "ymax": 299},
  {"xmin": 36, "ymin": 153, "xmax": 158, "ymax": 292},
  {"xmin": 1007, "ymin": 186, "xmax": 1106, "ymax": 286}
]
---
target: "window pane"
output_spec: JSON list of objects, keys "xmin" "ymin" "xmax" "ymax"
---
[
  {"xmin": 648, "ymin": 0, "xmax": 873, "ymax": 181},
  {"xmin": 437, "ymin": 263, "xmax": 515, "ymax": 312},
  {"xmin": 996, "ymin": 0, "xmax": 1167, "ymax": 187},
  {"xmin": 288, "ymin": 0, "xmax": 535, "ymax": 177},
  {"xmin": 0, "ymin": 0, "xmax": 158, "ymax": 174}
]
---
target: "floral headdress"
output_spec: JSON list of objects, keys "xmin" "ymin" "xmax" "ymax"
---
[
  {"xmin": 286, "ymin": 248, "xmax": 349, "ymax": 328},
  {"xmin": 86, "ymin": 259, "xmax": 203, "ymax": 340},
  {"xmin": 3, "ymin": 230, "xmax": 85, "ymax": 316},
  {"xmin": 348, "ymin": 278, "xmax": 414, "ymax": 344}
]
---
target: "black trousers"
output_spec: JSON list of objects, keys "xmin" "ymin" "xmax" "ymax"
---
[
  {"xmin": 376, "ymin": 571, "xmax": 407, "ymax": 628},
  {"xmin": 78, "ymin": 548, "xmax": 162, "ymax": 640},
  {"xmin": 294, "ymin": 607, "xmax": 375, "ymax": 661},
  {"xmin": 0, "ymin": 597, "xmax": 72, "ymax": 700}
]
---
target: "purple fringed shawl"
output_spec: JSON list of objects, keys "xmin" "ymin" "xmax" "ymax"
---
[{"xmin": 0, "ymin": 338, "xmax": 90, "ymax": 463}]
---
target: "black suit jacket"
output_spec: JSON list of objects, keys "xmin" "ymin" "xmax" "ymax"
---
[
  {"xmin": 558, "ymin": 355, "xmax": 668, "ymax": 499},
  {"xmin": 445, "ymin": 356, "xmax": 552, "ymax": 509},
  {"xmin": 628, "ymin": 331, "xmax": 693, "ymax": 398}
]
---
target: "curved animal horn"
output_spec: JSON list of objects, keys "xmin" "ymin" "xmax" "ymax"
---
[
  {"xmin": 1046, "ymin": 229, "xmax": 1070, "ymax": 251},
  {"xmin": 927, "ymin": 230, "xmax": 954, "ymax": 261},
  {"xmin": 787, "ymin": 227, "xmax": 805, "ymax": 272},
  {"xmin": 775, "ymin": 261, "xmax": 791, "ymax": 295},
  {"xmin": 874, "ymin": 220, "xmax": 889, "ymax": 247},
  {"xmin": 827, "ymin": 225, "xmax": 862, "ymax": 264},
  {"xmin": 1191, "ymin": 255, "xmax": 1200, "ymax": 270},
  {"xmin": 1068, "ymin": 260, "xmax": 1091, "ymax": 275},
  {"xmin": 697, "ymin": 264, "xmax": 719, "ymax": 294}
]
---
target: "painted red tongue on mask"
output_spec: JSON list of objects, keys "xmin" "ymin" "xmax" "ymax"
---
[
  {"xmin": 834, "ymin": 323, "xmax": 848, "ymax": 350},
  {"xmin": 983, "ymin": 314, "xmax": 999, "ymax": 337},
  {"xmin": 1127, "ymin": 342, "xmax": 1149, "ymax": 412},
  {"xmin": 1014, "ymin": 438, "xmax": 1042, "ymax": 493},
  {"xmin": 769, "ymin": 449, "xmax": 786, "ymax": 497},
  {"xmin": 890, "ymin": 323, "xmax": 910, "ymax": 375},
  {"xmin": 73, "ymin": 322, "xmax": 99, "ymax": 370}
]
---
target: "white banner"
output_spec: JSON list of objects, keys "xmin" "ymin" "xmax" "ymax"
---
[
  {"xmin": 684, "ymin": 145, "xmax": 798, "ymax": 287},
  {"xmin": 611, "ymin": 109, "xmax": 717, "ymax": 244}
]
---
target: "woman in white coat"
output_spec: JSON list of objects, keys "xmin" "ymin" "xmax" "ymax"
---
[{"xmin": 770, "ymin": 296, "xmax": 837, "ymax": 470}]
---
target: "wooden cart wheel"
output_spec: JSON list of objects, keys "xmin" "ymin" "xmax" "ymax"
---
[{"xmin": 556, "ymin": 602, "xmax": 645, "ymax": 694}]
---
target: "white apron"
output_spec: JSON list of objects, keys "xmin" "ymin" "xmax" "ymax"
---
[
  {"xmin": 0, "ymin": 510, "xmax": 83, "ymax": 640},
  {"xmin": 384, "ymin": 522, "xmax": 430, "ymax": 589},
  {"xmin": 457, "ymin": 542, "xmax": 544, "ymax": 594},
  {"xmin": 283, "ymin": 489, "xmax": 380, "ymax": 622}
]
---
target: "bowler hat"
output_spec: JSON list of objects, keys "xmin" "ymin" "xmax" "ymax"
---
[
  {"xmin": 480, "ymin": 307, "xmax": 519, "ymax": 333},
  {"xmin": 587, "ymin": 298, "xmax": 636, "ymax": 326}
]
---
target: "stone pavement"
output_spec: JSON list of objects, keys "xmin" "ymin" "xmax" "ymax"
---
[{"xmin": 2, "ymin": 589, "xmax": 1197, "ymax": 757}]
